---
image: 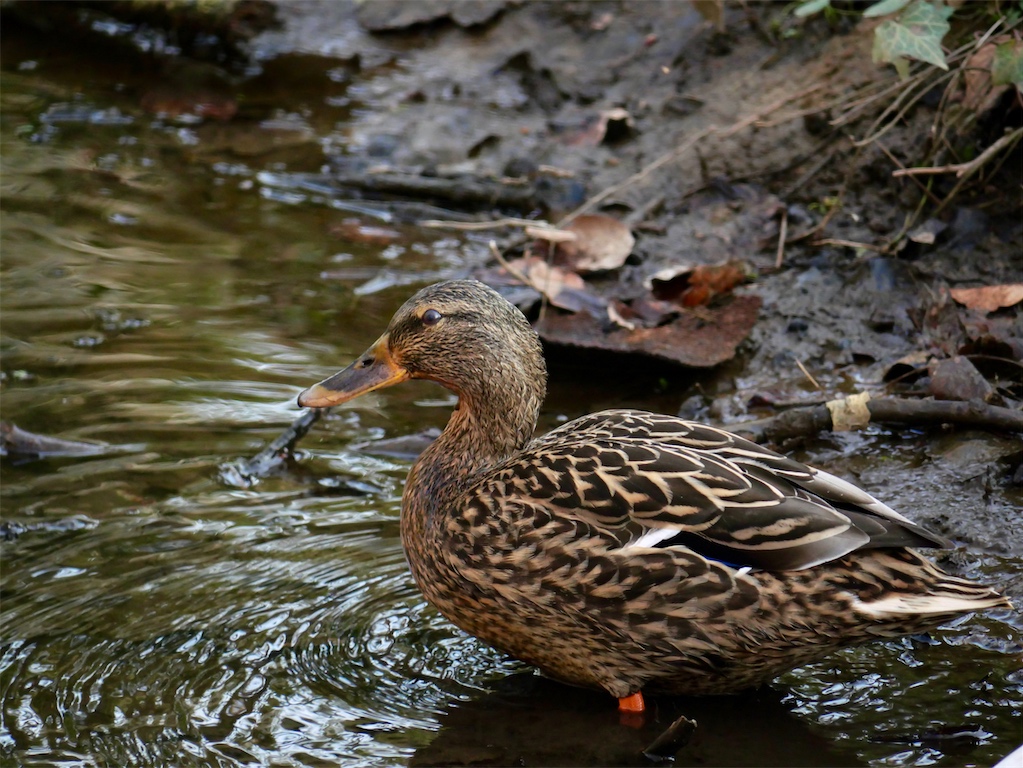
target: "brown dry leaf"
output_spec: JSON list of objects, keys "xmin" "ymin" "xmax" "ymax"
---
[
  {"xmin": 882, "ymin": 350, "xmax": 932, "ymax": 383},
  {"xmin": 961, "ymin": 37, "xmax": 1012, "ymax": 121},
  {"xmin": 561, "ymin": 108, "xmax": 634, "ymax": 147},
  {"xmin": 536, "ymin": 295, "xmax": 762, "ymax": 368},
  {"xmin": 646, "ymin": 261, "xmax": 750, "ymax": 307},
  {"xmin": 555, "ymin": 214, "xmax": 635, "ymax": 272},
  {"xmin": 949, "ymin": 284, "xmax": 1023, "ymax": 314},
  {"xmin": 606, "ymin": 302, "xmax": 637, "ymax": 331},
  {"xmin": 690, "ymin": 0, "xmax": 725, "ymax": 31},
  {"xmin": 502, "ymin": 256, "xmax": 604, "ymax": 314}
]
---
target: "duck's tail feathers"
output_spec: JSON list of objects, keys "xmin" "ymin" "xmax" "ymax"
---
[
  {"xmin": 848, "ymin": 549, "xmax": 1011, "ymax": 623},
  {"xmin": 855, "ymin": 590, "xmax": 1010, "ymax": 620}
]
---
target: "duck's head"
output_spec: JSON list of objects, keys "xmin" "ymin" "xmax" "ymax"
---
[{"xmin": 298, "ymin": 279, "xmax": 547, "ymax": 414}]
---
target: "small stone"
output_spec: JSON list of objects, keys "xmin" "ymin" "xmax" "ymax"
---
[{"xmin": 928, "ymin": 356, "xmax": 993, "ymax": 402}]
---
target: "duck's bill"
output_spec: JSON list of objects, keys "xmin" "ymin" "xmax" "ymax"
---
[{"xmin": 297, "ymin": 335, "xmax": 409, "ymax": 408}]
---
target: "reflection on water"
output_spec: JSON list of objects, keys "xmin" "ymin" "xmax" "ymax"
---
[{"xmin": 1, "ymin": 13, "xmax": 1020, "ymax": 768}]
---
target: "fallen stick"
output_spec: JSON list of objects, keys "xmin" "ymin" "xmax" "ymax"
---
[
  {"xmin": 731, "ymin": 397, "xmax": 1023, "ymax": 445},
  {"xmin": 331, "ymin": 171, "xmax": 538, "ymax": 209},
  {"xmin": 220, "ymin": 407, "xmax": 322, "ymax": 487},
  {"xmin": 891, "ymin": 127, "xmax": 1023, "ymax": 179}
]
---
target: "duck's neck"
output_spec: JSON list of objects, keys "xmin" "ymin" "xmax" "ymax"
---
[{"xmin": 400, "ymin": 385, "xmax": 541, "ymax": 562}]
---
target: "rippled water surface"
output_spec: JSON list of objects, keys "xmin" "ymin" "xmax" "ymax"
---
[{"xmin": 2, "ymin": 14, "xmax": 1021, "ymax": 768}]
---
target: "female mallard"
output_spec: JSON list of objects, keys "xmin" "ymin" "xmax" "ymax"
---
[{"xmin": 298, "ymin": 278, "xmax": 1008, "ymax": 714}]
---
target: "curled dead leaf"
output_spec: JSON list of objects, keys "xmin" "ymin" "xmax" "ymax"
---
[
  {"xmin": 502, "ymin": 256, "xmax": 605, "ymax": 314},
  {"xmin": 607, "ymin": 302, "xmax": 637, "ymax": 331},
  {"xmin": 646, "ymin": 260, "xmax": 751, "ymax": 307},
  {"xmin": 949, "ymin": 284, "xmax": 1023, "ymax": 314},
  {"xmin": 560, "ymin": 108, "xmax": 635, "ymax": 147},
  {"xmin": 960, "ymin": 37, "xmax": 1016, "ymax": 121},
  {"xmin": 552, "ymin": 214, "xmax": 635, "ymax": 273}
]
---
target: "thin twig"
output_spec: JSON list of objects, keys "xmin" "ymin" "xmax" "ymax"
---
[
  {"xmin": 811, "ymin": 238, "xmax": 886, "ymax": 253},
  {"xmin": 853, "ymin": 68, "xmax": 957, "ymax": 148},
  {"xmin": 488, "ymin": 239, "xmax": 532, "ymax": 288},
  {"xmin": 892, "ymin": 127, "xmax": 1023, "ymax": 178},
  {"xmin": 420, "ymin": 217, "xmax": 547, "ymax": 231},
  {"xmin": 829, "ymin": 75, "xmax": 913, "ymax": 128},
  {"xmin": 875, "ymin": 140, "xmax": 943, "ymax": 206},
  {"xmin": 775, "ymin": 207, "xmax": 788, "ymax": 269},
  {"xmin": 795, "ymin": 359, "xmax": 822, "ymax": 390}
]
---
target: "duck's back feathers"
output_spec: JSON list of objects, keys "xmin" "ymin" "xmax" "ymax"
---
[{"xmin": 484, "ymin": 409, "xmax": 949, "ymax": 572}]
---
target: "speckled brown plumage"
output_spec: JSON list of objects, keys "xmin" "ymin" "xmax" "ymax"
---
[{"xmin": 298, "ymin": 279, "xmax": 1009, "ymax": 701}]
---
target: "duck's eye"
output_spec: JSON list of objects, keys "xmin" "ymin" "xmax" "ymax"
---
[{"xmin": 422, "ymin": 308, "xmax": 443, "ymax": 326}]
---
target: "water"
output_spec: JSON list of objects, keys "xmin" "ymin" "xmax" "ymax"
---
[{"xmin": 1, "ymin": 14, "xmax": 1021, "ymax": 768}]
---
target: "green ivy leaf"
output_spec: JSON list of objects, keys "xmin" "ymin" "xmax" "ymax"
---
[
  {"xmin": 992, "ymin": 40, "xmax": 1023, "ymax": 87},
  {"xmin": 863, "ymin": 0, "xmax": 913, "ymax": 18},
  {"xmin": 795, "ymin": 0, "xmax": 831, "ymax": 18},
  {"xmin": 872, "ymin": 0, "xmax": 953, "ymax": 72}
]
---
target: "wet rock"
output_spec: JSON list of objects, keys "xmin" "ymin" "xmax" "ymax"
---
[
  {"xmin": 357, "ymin": 0, "xmax": 507, "ymax": 32},
  {"xmin": 929, "ymin": 356, "xmax": 994, "ymax": 402},
  {"xmin": 907, "ymin": 218, "xmax": 948, "ymax": 246},
  {"xmin": 1, "ymin": 421, "xmax": 108, "ymax": 459}
]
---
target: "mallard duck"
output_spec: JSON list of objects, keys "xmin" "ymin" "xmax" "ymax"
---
[{"xmin": 298, "ymin": 278, "xmax": 1009, "ymax": 714}]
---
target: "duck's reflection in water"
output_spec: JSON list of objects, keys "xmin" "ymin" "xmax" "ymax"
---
[{"xmin": 411, "ymin": 673, "xmax": 863, "ymax": 767}]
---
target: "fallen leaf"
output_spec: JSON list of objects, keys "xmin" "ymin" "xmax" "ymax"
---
[
  {"xmin": 535, "ymin": 295, "xmax": 762, "ymax": 368},
  {"xmin": 627, "ymin": 295, "xmax": 683, "ymax": 327},
  {"xmin": 882, "ymin": 350, "xmax": 932, "ymax": 383},
  {"xmin": 646, "ymin": 260, "xmax": 750, "ymax": 307},
  {"xmin": 502, "ymin": 256, "xmax": 605, "ymax": 314},
  {"xmin": 607, "ymin": 302, "xmax": 637, "ymax": 331},
  {"xmin": 552, "ymin": 215, "xmax": 635, "ymax": 272},
  {"xmin": 560, "ymin": 108, "xmax": 635, "ymax": 147},
  {"xmin": 691, "ymin": 0, "xmax": 725, "ymax": 30},
  {"xmin": 961, "ymin": 37, "xmax": 1013, "ymax": 118},
  {"xmin": 949, "ymin": 284, "xmax": 1023, "ymax": 314},
  {"xmin": 992, "ymin": 37, "xmax": 1023, "ymax": 86}
]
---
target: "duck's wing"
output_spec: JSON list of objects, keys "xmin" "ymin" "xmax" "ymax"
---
[{"xmin": 482, "ymin": 409, "xmax": 948, "ymax": 572}]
